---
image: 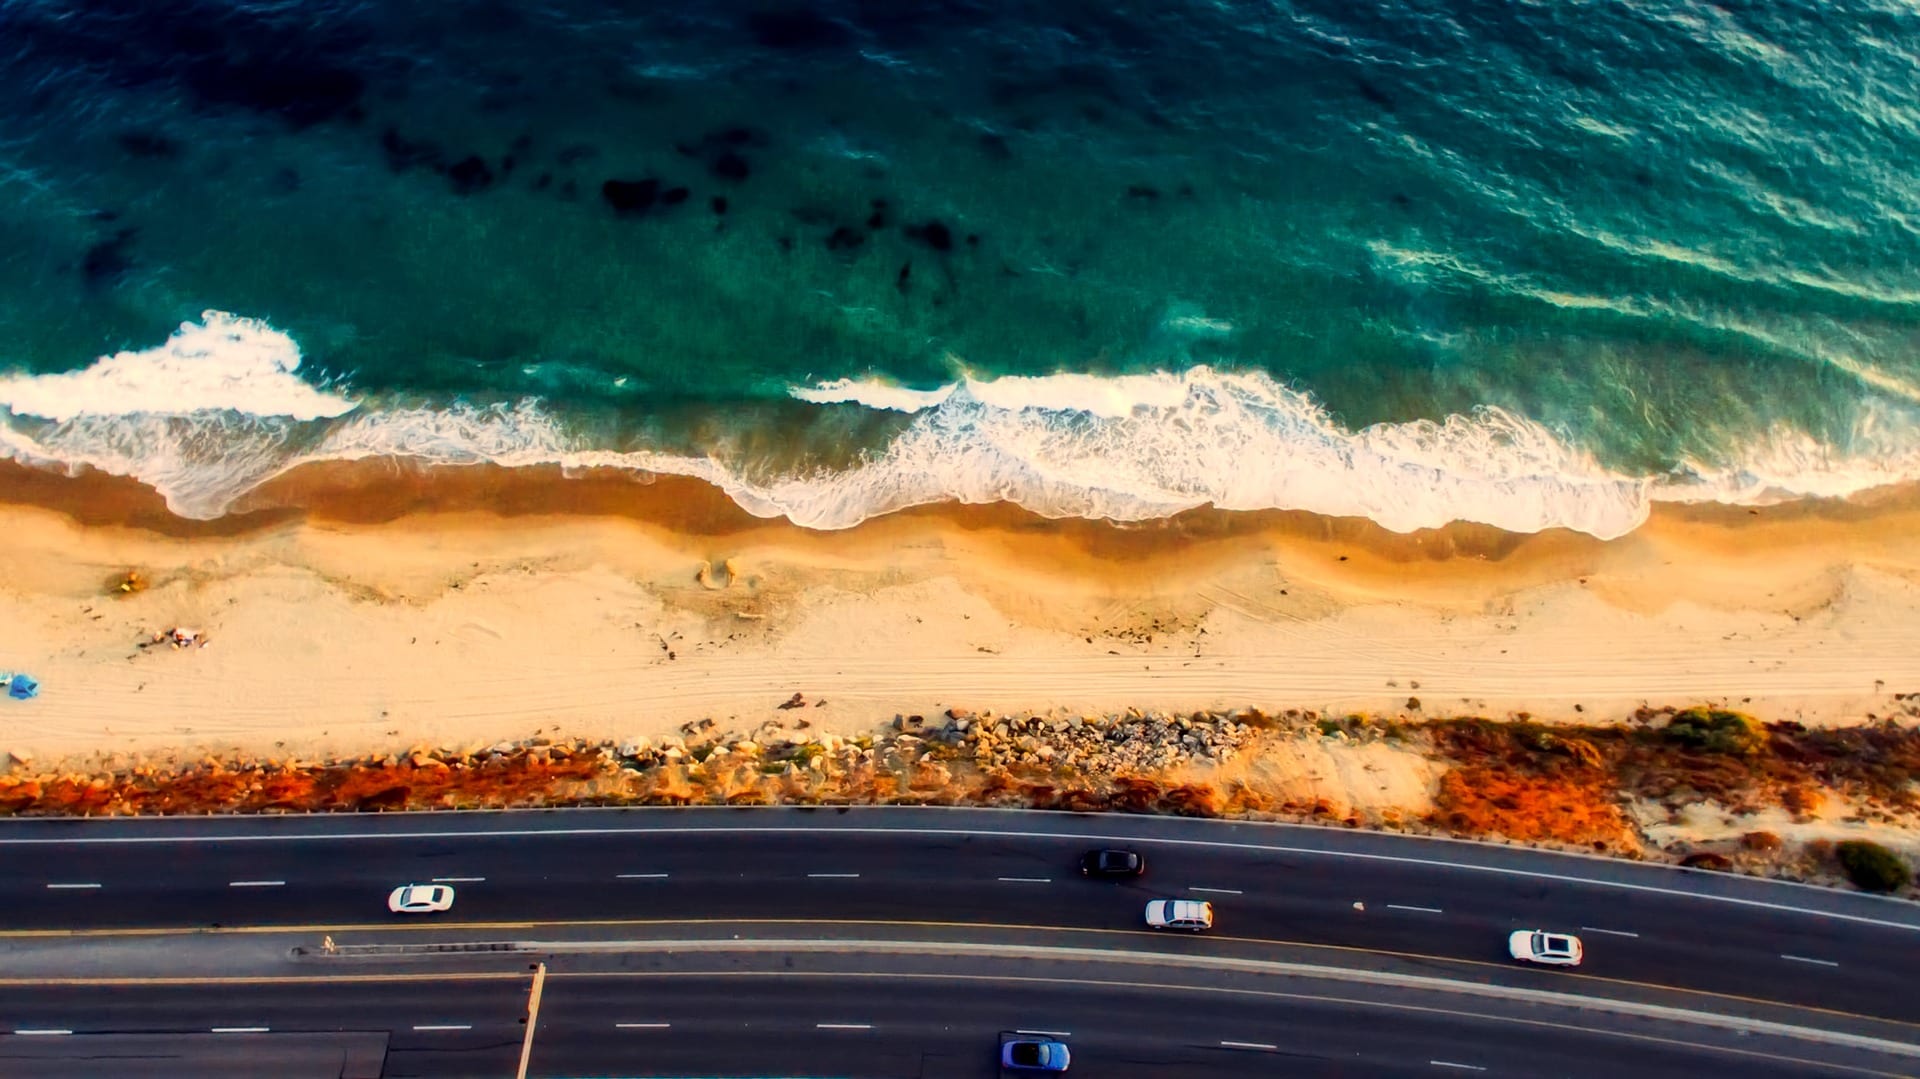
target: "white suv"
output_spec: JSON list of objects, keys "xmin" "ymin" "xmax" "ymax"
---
[{"xmin": 1144, "ymin": 898, "xmax": 1214, "ymax": 931}]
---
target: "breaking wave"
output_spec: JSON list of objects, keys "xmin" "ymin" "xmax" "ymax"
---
[{"xmin": 3, "ymin": 312, "xmax": 1918, "ymax": 537}]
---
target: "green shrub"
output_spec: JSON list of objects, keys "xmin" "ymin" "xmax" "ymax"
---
[
  {"xmin": 1835, "ymin": 840, "xmax": 1911, "ymax": 893},
  {"xmin": 1661, "ymin": 708, "xmax": 1765, "ymax": 755}
]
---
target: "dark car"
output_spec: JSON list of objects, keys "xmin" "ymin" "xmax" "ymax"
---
[
  {"xmin": 1079, "ymin": 848, "xmax": 1145, "ymax": 878},
  {"xmin": 1001, "ymin": 1038, "xmax": 1071, "ymax": 1071}
]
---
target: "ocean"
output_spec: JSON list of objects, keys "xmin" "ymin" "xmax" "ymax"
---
[{"xmin": 0, "ymin": 0, "xmax": 1916, "ymax": 538}]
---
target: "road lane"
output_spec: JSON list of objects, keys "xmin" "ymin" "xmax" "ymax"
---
[
  {"xmin": 0, "ymin": 969, "xmax": 1886, "ymax": 1079},
  {"xmin": 0, "ymin": 823, "xmax": 1909, "ymax": 1025}
]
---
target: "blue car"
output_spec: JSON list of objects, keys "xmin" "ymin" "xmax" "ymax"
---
[{"xmin": 1001, "ymin": 1038, "xmax": 1071, "ymax": 1071}]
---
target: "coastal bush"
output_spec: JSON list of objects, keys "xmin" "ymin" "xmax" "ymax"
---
[
  {"xmin": 1834, "ymin": 840, "xmax": 1911, "ymax": 893},
  {"xmin": 1661, "ymin": 708, "xmax": 1765, "ymax": 755}
]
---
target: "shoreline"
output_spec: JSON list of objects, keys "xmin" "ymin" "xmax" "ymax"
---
[{"xmin": 0, "ymin": 458, "xmax": 1917, "ymax": 767}]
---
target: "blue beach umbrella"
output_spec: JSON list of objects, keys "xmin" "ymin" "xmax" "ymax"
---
[{"xmin": 6, "ymin": 674, "xmax": 38, "ymax": 700}]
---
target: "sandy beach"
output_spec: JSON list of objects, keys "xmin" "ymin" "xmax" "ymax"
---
[{"xmin": 1, "ymin": 461, "xmax": 1917, "ymax": 768}]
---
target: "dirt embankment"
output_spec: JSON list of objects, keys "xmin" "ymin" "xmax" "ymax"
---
[{"xmin": 0, "ymin": 704, "xmax": 1914, "ymax": 896}]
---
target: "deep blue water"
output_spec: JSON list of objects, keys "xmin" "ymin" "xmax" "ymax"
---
[{"xmin": 0, "ymin": 0, "xmax": 1917, "ymax": 534}]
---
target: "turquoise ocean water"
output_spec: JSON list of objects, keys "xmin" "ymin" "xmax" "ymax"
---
[{"xmin": 0, "ymin": 0, "xmax": 1917, "ymax": 536}]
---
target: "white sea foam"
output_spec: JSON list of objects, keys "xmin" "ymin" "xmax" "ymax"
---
[
  {"xmin": 767, "ymin": 367, "xmax": 1649, "ymax": 535},
  {"xmin": 5, "ymin": 314, "xmax": 1920, "ymax": 534},
  {"xmin": 0, "ymin": 311, "xmax": 357, "ymax": 422},
  {"xmin": 788, "ymin": 377, "xmax": 954, "ymax": 413},
  {"xmin": 789, "ymin": 368, "xmax": 1204, "ymax": 419},
  {"xmin": 1653, "ymin": 398, "xmax": 1920, "ymax": 506}
]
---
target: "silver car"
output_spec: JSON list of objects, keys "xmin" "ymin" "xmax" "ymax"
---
[{"xmin": 1144, "ymin": 898, "xmax": 1214, "ymax": 931}]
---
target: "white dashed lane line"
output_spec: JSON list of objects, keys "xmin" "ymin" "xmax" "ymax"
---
[
  {"xmin": 211, "ymin": 1027, "xmax": 269, "ymax": 1034},
  {"xmin": 431, "ymin": 876, "xmax": 486, "ymax": 883},
  {"xmin": 1219, "ymin": 1040, "xmax": 1279, "ymax": 1051},
  {"xmin": 807, "ymin": 873, "xmax": 860, "ymax": 879},
  {"xmin": 412, "ymin": 1024, "xmax": 473, "ymax": 1032},
  {"xmin": 816, "ymin": 1023, "xmax": 873, "ymax": 1030},
  {"xmin": 43, "ymin": 883, "xmax": 100, "ymax": 890},
  {"xmin": 1780, "ymin": 954, "xmax": 1840, "ymax": 967},
  {"xmin": 1430, "ymin": 1061, "xmax": 1487, "ymax": 1072},
  {"xmin": 997, "ymin": 877, "xmax": 1052, "ymax": 884},
  {"xmin": 227, "ymin": 880, "xmax": 285, "ymax": 888},
  {"xmin": 1189, "ymin": 887, "xmax": 1243, "ymax": 895},
  {"xmin": 616, "ymin": 873, "xmax": 669, "ymax": 879},
  {"xmin": 615, "ymin": 1022, "xmax": 671, "ymax": 1029},
  {"xmin": 1016, "ymin": 1030, "xmax": 1071, "ymax": 1038},
  {"xmin": 13, "ymin": 1029, "xmax": 72, "ymax": 1036},
  {"xmin": 1579, "ymin": 927, "xmax": 1640, "ymax": 938},
  {"xmin": 1386, "ymin": 904, "xmax": 1444, "ymax": 914}
]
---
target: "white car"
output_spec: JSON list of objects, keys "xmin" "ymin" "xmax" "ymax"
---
[
  {"xmin": 1508, "ymin": 930, "xmax": 1583, "ymax": 967},
  {"xmin": 388, "ymin": 884, "xmax": 456, "ymax": 914},
  {"xmin": 1144, "ymin": 898, "xmax": 1214, "ymax": 931}
]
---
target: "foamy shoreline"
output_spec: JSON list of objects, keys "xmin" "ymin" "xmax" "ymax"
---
[
  {"xmin": 9, "ymin": 313, "xmax": 1920, "ymax": 539},
  {"xmin": 0, "ymin": 460, "xmax": 1916, "ymax": 768}
]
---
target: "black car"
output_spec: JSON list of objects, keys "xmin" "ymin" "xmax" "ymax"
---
[{"xmin": 1079, "ymin": 848, "xmax": 1145, "ymax": 878}]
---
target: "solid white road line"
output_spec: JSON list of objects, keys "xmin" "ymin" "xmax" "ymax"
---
[
  {"xmin": 1015, "ymin": 1030, "xmax": 1071, "ymax": 1038},
  {"xmin": 431, "ymin": 876, "xmax": 486, "ymax": 883},
  {"xmin": 816, "ymin": 1023, "xmax": 872, "ymax": 1030},
  {"xmin": 210, "ymin": 1027, "xmax": 269, "ymax": 1034},
  {"xmin": 1430, "ymin": 1061, "xmax": 1487, "ymax": 1071},
  {"xmin": 615, "ymin": 1022, "xmax": 672, "ymax": 1029},
  {"xmin": 807, "ymin": 873, "xmax": 860, "ymax": 879},
  {"xmin": 616, "ymin": 873, "xmax": 669, "ymax": 879},
  {"xmin": 997, "ymin": 877, "xmax": 1052, "ymax": 883},
  {"xmin": 43, "ymin": 883, "xmax": 100, "ymax": 890},
  {"xmin": 227, "ymin": 880, "xmax": 285, "ymax": 888},
  {"xmin": 1579, "ymin": 926, "xmax": 1640, "ymax": 938},
  {"xmin": 1189, "ymin": 887, "xmax": 1243, "ymax": 895},
  {"xmin": 412, "ymin": 1024, "xmax": 473, "ymax": 1031},
  {"xmin": 1387, "ymin": 904, "xmax": 1444, "ymax": 914},
  {"xmin": 1219, "ymin": 1040, "xmax": 1278, "ymax": 1051},
  {"xmin": 1780, "ymin": 954, "xmax": 1840, "ymax": 967},
  {"xmin": 13, "ymin": 1029, "xmax": 72, "ymax": 1036}
]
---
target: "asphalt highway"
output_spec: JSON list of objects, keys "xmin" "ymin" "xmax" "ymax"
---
[
  {"xmin": 0, "ymin": 813, "xmax": 1910, "ymax": 1024},
  {"xmin": 0, "ymin": 808, "xmax": 1913, "ymax": 1077},
  {"xmin": 0, "ymin": 969, "xmax": 1898, "ymax": 1078}
]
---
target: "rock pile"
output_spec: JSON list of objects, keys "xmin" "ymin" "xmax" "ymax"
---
[
  {"xmin": 606, "ymin": 707, "xmax": 1286, "ymax": 781},
  {"xmin": 942, "ymin": 709, "xmax": 1259, "ymax": 774}
]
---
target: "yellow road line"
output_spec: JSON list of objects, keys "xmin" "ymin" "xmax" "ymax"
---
[{"xmin": 0, "ymin": 971, "xmax": 525, "ymax": 987}]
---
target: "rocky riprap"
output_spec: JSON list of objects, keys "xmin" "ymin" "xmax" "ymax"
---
[{"xmin": 611, "ymin": 706, "xmax": 1300, "ymax": 782}]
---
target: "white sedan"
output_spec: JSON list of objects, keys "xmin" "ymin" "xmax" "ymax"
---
[
  {"xmin": 1508, "ymin": 930, "xmax": 1583, "ymax": 967},
  {"xmin": 388, "ymin": 884, "xmax": 456, "ymax": 914}
]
